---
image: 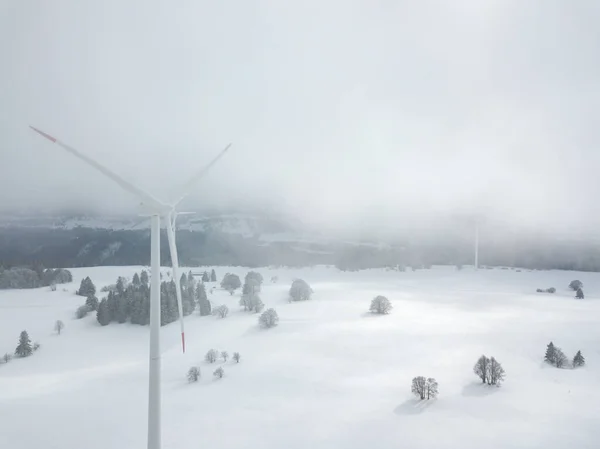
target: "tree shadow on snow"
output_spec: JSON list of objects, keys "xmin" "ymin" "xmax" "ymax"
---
[
  {"xmin": 461, "ymin": 382, "xmax": 500, "ymax": 397},
  {"xmin": 393, "ymin": 398, "xmax": 435, "ymax": 415},
  {"xmin": 360, "ymin": 312, "xmax": 390, "ymax": 318}
]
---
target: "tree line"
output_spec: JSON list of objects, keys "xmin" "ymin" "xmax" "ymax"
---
[
  {"xmin": 76, "ymin": 270, "xmax": 214, "ymax": 327},
  {"xmin": 0, "ymin": 266, "xmax": 72, "ymax": 290}
]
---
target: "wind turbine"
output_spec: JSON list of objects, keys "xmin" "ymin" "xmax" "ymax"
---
[
  {"xmin": 29, "ymin": 125, "xmax": 231, "ymax": 449},
  {"xmin": 475, "ymin": 217, "xmax": 479, "ymax": 270}
]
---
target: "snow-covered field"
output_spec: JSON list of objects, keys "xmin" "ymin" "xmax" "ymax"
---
[{"xmin": 1, "ymin": 265, "xmax": 599, "ymax": 449}]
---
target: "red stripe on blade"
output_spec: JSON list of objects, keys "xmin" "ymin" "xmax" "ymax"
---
[{"xmin": 29, "ymin": 126, "xmax": 57, "ymax": 143}]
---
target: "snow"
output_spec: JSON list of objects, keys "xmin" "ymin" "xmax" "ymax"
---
[{"xmin": 1, "ymin": 265, "xmax": 600, "ymax": 449}]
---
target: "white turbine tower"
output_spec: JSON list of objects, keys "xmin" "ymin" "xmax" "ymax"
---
[
  {"xmin": 475, "ymin": 217, "xmax": 479, "ymax": 270},
  {"xmin": 29, "ymin": 125, "xmax": 231, "ymax": 449}
]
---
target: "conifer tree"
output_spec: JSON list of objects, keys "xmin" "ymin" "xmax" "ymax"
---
[
  {"xmin": 132, "ymin": 272, "xmax": 141, "ymax": 287},
  {"xmin": 573, "ymin": 350, "xmax": 585, "ymax": 368},
  {"xmin": 197, "ymin": 282, "xmax": 211, "ymax": 316},
  {"xmin": 202, "ymin": 271, "xmax": 210, "ymax": 282},
  {"xmin": 141, "ymin": 270, "xmax": 149, "ymax": 286},
  {"xmin": 106, "ymin": 290, "xmax": 117, "ymax": 323},
  {"xmin": 77, "ymin": 276, "xmax": 96, "ymax": 297},
  {"xmin": 15, "ymin": 330, "xmax": 32, "ymax": 357},
  {"xmin": 210, "ymin": 269, "xmax": 217, "ymax": 282},
  {"xmin": 97, "ymin": 299, "xmax": 111, "ymax": 326},
  {"xmin": 544, "ymin": 342, "xmax": 556, "ymax": 365},
  {"xmin": 86, "ymin": 294, "xmax": 99, "ymax": 311}
]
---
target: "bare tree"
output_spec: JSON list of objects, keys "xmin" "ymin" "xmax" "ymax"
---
[
  {"xmin": 487, "ymin": 357, "xmax": 505, "ymax": 386},
  {"xmin": 369, "ymin": 296, "xmax": 392, "ymax": 314},
  {"xmin": 555, "ymin": 348, "xmax": 568, "ymax": 368},
  {"xmin": 54, "ymin": 320, "xmax": 65, "ymax": 335},
  {"xmin": 233, "ymin": 352, "xmax": 241, "ymax": 363},
  {"xmin": 426, "ymin": 378, "xmax": 438, "ymax": 399},
  {"xmin": 213, "ymin": 305, "xmax": 229, "ymax": 318},
  {"xmin": 473, "ymin": 355, "xmax": 490, "ymax": 383},
  {"xmin": 221, "ymin": 351, "xmax": 229, "ymax": 362},
  {"xmin": 187, "ymin": 366, "xmax": 200, "ymax": 382},
  {"xmin": 213, "ymin": 367, "xmax": 224, "ymax": 379},
  {"xmin": 205, "ymin": 349, "xmax": 218, "ymax": 363},
  {"xmin": 2, "ymin": 353, "xmax": 12, "ymax": 363},
  {"xmin": 411, "ymin": 376, "xmax": 427, "ymax": 400}
]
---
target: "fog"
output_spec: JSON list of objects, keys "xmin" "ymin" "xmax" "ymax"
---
[{"xmin": 1, "ymin": 1, "xmax": 599, "ymax": 236}]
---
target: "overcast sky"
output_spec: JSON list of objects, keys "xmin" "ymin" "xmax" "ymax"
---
[{"xmin": 1, "ymin": 1, "xmax": 599, "ymax": 235}]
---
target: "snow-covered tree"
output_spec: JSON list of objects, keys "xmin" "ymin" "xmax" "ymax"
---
[
  {"xmin": 77, "ymin": 276, "xmax": 96, "ymax": 297},
  {"xmin": 96, "ymin": 299, "xmax": 111, "ymax": 326},
  {"xmin": 243, "ymin": 279, "xmax": 261, "ymax": 295},
  {"xmin": 544, "ymin": 342, "xmax": 556, "ymax": 365},
  {"xmin": 554, "ymin": 348, "xmax": 568, "ymax": 368},
  {"xmin": 213, "ymin": 367, "xmax": 224, "ymax": 379},
  {"xmin": 576, "ymin": 288, "xmax": 584, "ymax": 299},
  {"xmin": 221, "ymin": 273, "xmax": 241, "ymax": 294},
  {"xmin": 2, "ymin": 353, "xmax": 12, "ymax": 363},
  {"xmin": 85, "ymin": 294, "xmax": 99, "ymax": 311},
  {"xmin": 245, "ymin": 271, "xmax": 263, "ymax": 285},
  {"xmin": 473, "ymin": 355, "xmax": 490, "ymax": 383},
  {"xmin": 239, "ymin": 294, "xmax": 252, "ymax": 311},
  {"xmin": 251, "ymin": 296, "xmax": 264, "ymax": 313},
  {"xmin": 425, "ymin": 378, "xmax": 438, "ymax": 399},
  {"xmin": 54, "ymin": 320, "xmax": 64, "ymax": 335},
  {"xmin": 132, "ymin": 272, "xmax": 141, "ymax": 287},
  {"xmin": 221, "ymin": 351, "xmax": 229, "ymax": 362},
  {"xmin": 488, "ymin": 357, "xmax": 505, "ymax": 386},
  {"xmin": 210, "ymin": 269, "xmax": 217, "ymax": 282},
  {"xmin": 196, "ymin": 283, "xmax": 211, "ymax": 316},
  {"xmin": 233, "ymin": 352, "xmax": 241, "ymax": 363},
  {"xmin": 546, "ymin": 287, "xmax": 556, "ymax": 293},
  {"xmin": 289, "ymin": 279, "xmax": 312, "ymax": 302},
  {"xmin": 33, "ymin": 342, "xmax": 40, "ymax": 351},
  {"xmin": 573, "ymin": 350, "xmax": 585, "ymax": 368},
  {"xmin": 213, "ymin": 305, "xmax": 229, "ymax": 318},
  {"xmin": 15, "ymin": 330, "xmax": 32, "ymax": 357},
  {"xmin": 202, "ymin": 271, "xmax": 210, "ymax": 282},
  {"xmin": 188, "ymin": 366, "xmax": 200, "ymax": 383},
  {"xmin": 411, "ymin": 376, "xmax": 427, "ymax": 400},
  {"xmin": 569, "ymin": 280, "xmax": 583, "ymax": 291},
  {"xmin": 369, "ymin": 295, "xmax": 392, "ymax": 314},
  {"xmin": 115, "ymin": 290, "xmax": 129, "ymax": 324},
  {"xmin": 141, "ymin": 270, "xmax": 149, "ymax": 286},
  {"xmin": 205, "ymin": 349, "xmax": 218, "ymax": 363},
  {"xmin": 76, "ymin": 305, "xmax": 90, "ymax": 319},
  {"xmin": 259, "ymin": 308, "xmax": 279, "ymax": 328}
]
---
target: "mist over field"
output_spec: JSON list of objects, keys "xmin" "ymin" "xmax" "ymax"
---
[{"xmin": 1, "ymin": 1, "xmax": 599, "ymax": 239}]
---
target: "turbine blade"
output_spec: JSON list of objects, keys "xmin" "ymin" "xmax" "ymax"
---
[
  {"xmin": 130, "ymin": 217, "xmax": 151, "ymax": 230},
  {"xmin": 29, "ymin": 126, "xmax": 166, "ymax": 211},
  {"xmin": 166, "ymin": 212, "xmax": 186, "ymax": 353},
  {"xmin": 172, "ymin": 143, "xmax": 232, "ymax": 207}
]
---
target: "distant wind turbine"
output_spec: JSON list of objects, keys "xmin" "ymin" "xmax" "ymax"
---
[
  {"xmin": 475, "ymin": 218, "xmax": 479, "ymax": 270},
  {"xmin": 29, "ymin": 125, "xmax": 231, "ymax": 449}
]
